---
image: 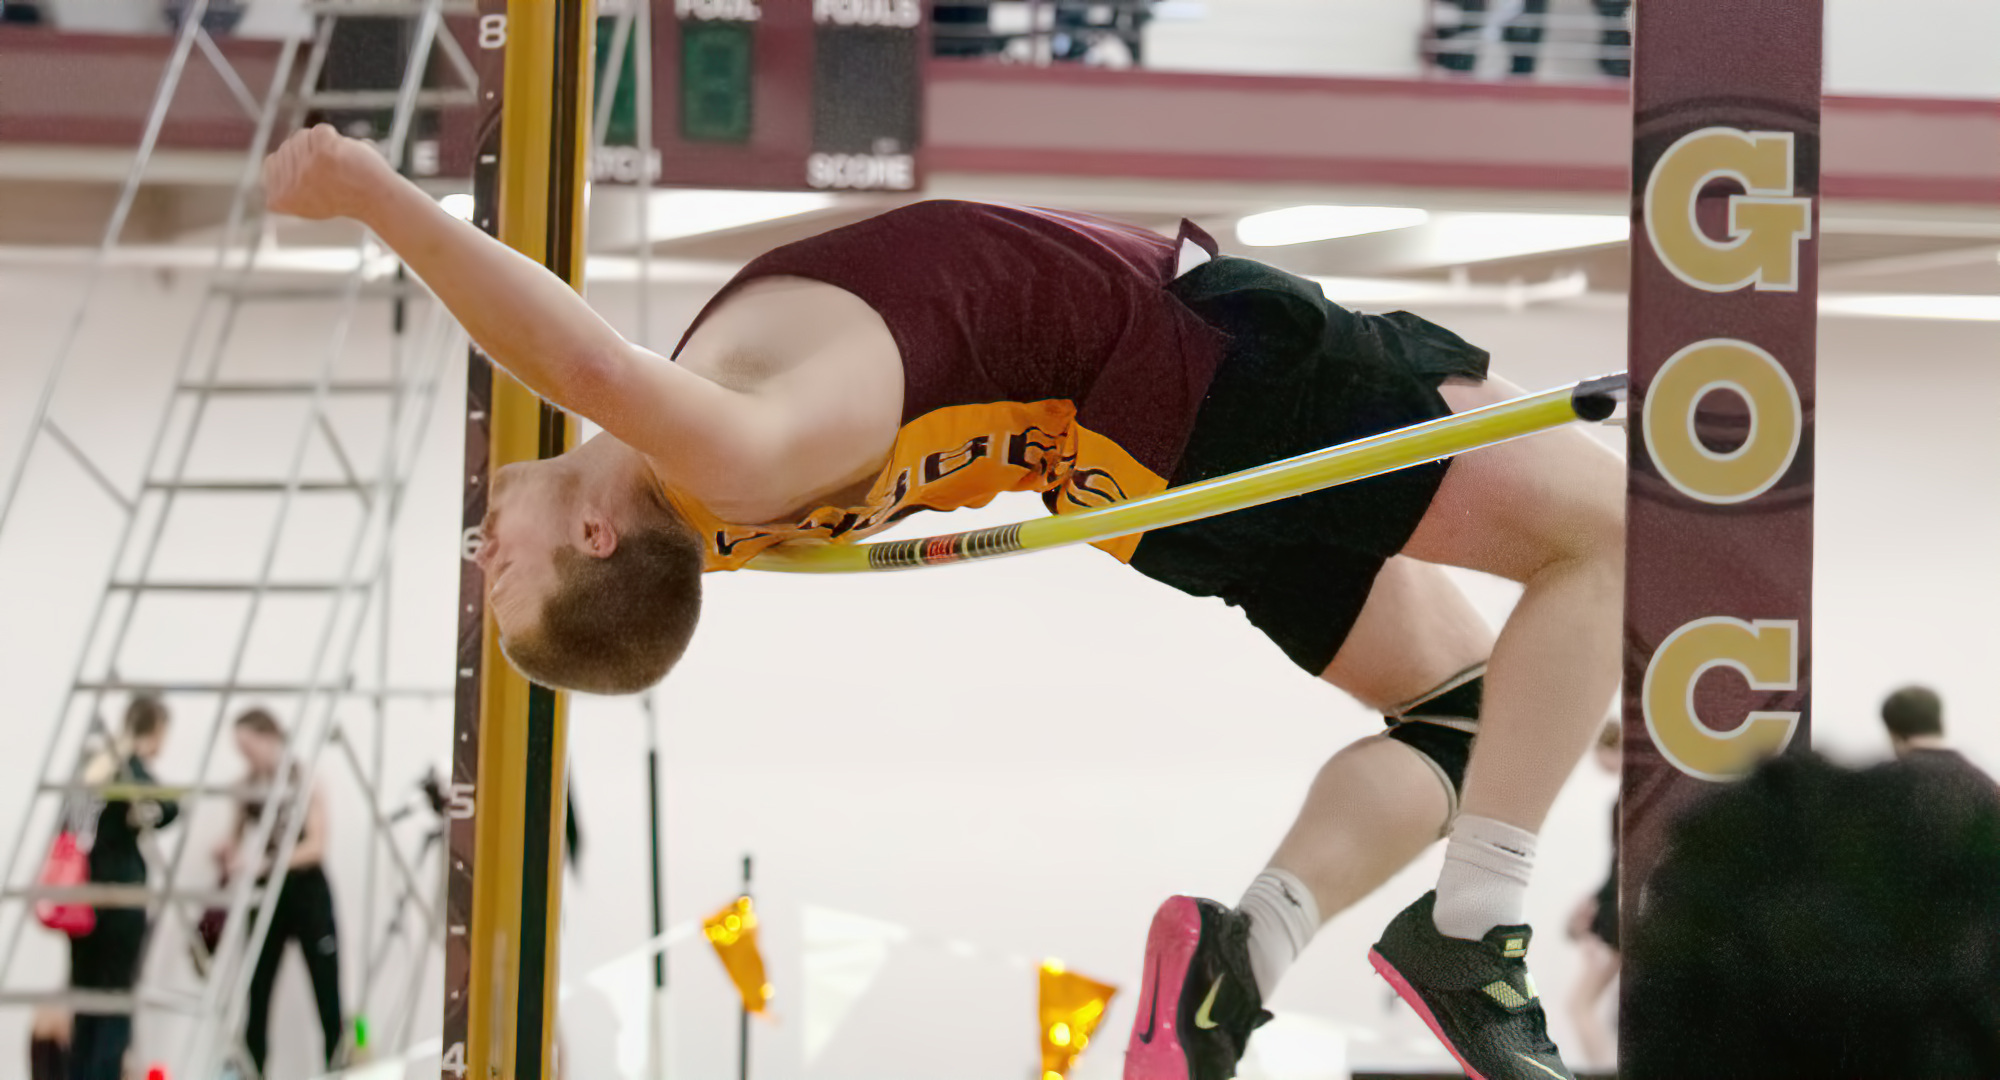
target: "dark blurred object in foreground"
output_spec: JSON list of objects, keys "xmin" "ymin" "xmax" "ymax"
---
[{"xmin": 1624, "ymin": 751, "xmax": 2000, "ymax": 1078}]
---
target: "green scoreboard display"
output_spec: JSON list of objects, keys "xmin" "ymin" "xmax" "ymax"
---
[
  {"xmin": 680, "ymin": 19, "xmax": 755, "ymax": 143},
  {"xmin": 593, "ymin": 0, "xmax": 926, "ymax": 191}
]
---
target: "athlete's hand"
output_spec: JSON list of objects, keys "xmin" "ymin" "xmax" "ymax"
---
[{"xmin": 262, "ymin": 124, "xmax": 396, "ymax": 222}]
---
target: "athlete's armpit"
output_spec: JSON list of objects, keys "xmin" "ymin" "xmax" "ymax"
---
[{"xmin": 574, "ymin": 342, "xmax": 803, "ymax": 518}]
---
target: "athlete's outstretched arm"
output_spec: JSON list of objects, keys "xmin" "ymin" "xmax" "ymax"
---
[{"xmin": 261, "ymin": 125, "xmax": 789, "ymax": 500}]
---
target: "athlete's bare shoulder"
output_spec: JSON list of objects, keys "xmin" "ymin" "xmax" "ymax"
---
[
  {"xmin": 675, "ymin": 274, "xmax": 906, "ymax": 515},
  {"xmin": 678, "ymin": 276, "xmax": 893, "ymax": 389}
]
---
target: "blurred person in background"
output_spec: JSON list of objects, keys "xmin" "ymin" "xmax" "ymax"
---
[
  {"xmin": 1563, "ymin": 719, "xmax": 1620, "ymax": 1071},
  {"xmin": 1622, "ymin": 751, "xmax": 2000, "ymax": 1078},
  {"xmin": 70, "ymin": 694, "xmax": 179, "ymax": 1080},
  {"xmin": 1592, "ymin": 0, "xmax": 1631, "ymax": 77},
  {"xmin": 30, "ymin": 1006, "xmax": 68, "ymax": 1080},
  {"xmin": 1882, "ymin": 684, "xmax": 1993, "ymax": 784},
  {"xmin": 218, "ymin": 708, "xmax": 345, "ymax": 1076},
  {"xmin": 1429, "ymin": 0, "xmax": 1547, "ymax": 76}
]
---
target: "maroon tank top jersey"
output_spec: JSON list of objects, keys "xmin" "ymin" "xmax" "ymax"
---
[{"xmin": 666, "ymin": 200, "xmax": 1226, "ymax": 570}]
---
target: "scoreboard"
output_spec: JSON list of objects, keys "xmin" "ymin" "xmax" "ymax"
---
[
  {"xmin": 441, "ymin": 1, "xmax": 927, "ymax": 191},
  {"xmin": 598, "ymin": 0, "xmax": 927, "ymax": 191}
]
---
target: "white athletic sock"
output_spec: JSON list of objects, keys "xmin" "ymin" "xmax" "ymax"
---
[
  {"xmin": 1433, "ymin": 814, "xmax": 1538, "ymax": 941},
  {"xmin": 1237, "ymin": 868, "xmax": 1321, "ymax": 1000}
]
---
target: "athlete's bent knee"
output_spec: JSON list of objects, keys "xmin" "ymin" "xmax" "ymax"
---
[{"xmin": 1540, "ymin": 465, "xmax": 1625, "ymax": 580}]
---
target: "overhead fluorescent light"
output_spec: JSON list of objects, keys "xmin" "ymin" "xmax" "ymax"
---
[
  {"xmin": 644, "ymin": 189, "xmax": 838, "ymax": 243},
  {"xmin": 1237, "ymin": 205, "xmax": 1430, "ymax": 247},
  {"xmin": 1418, "ymin": 213, "xmax": 1630, "ymax": 264},
  {"xmin": 1820, "ymin": 294, "xmax": 2000, "ymax": 321},
  {"xmin": 1311, "ymin": 272, "xmax": 1588, "ymax": 307},
  {"xmin": 439, "ymin": 193, "xmax": 475, "ymax": 221}
]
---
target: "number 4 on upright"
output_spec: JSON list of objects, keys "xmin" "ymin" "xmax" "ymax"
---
[{"xmin": 442, "ymin": 1041, "xmax": 468, "ymax": 1077}]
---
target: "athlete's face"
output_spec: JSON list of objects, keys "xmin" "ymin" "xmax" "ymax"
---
[{"xmin": 476, "ymin": 459, "xmax": 576, "ymax": 644}]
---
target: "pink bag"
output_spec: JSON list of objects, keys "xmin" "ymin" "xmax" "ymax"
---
[{"xmin": 34, "ymin": 832, "xmax": 94, "ymax": 938}]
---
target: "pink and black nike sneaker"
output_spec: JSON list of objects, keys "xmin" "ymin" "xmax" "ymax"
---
[{"xmin": 1124, "ymin": 896, "xmax": 1272, "ymax": 1080}]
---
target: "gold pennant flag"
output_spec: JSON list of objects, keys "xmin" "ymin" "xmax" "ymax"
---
[
  {"xmin": 1038, "ymin": 959, "xmax": 1118, "ymax": 1080},
  {"xmin": 704, "ymin": 896, "xmax": 774, "ymax": 1014}
]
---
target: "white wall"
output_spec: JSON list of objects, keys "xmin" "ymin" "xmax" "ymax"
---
[
  {"xmin": 4, "ymin": 259, "xmax": 1999, "ymax": 1079},
  {"xmin": 1805, "ymin": 315, "xmax": 2000, "ymax": 768},
  {"xmin": 1142, "ymin": 0, "xmax": 2000, "ymax": 100},
  {"xmin": 1144, "ymin": 0, "xmax": 1433, "ymax": 80},
  {"xmin": 1825, "ymin": 0, "xmax": 2000, "ymax": 99}
]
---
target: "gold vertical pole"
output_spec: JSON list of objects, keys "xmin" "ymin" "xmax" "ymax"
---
[{"xmin": 463, "ymin": 2, "xmax": 593, "ymax": 1077}]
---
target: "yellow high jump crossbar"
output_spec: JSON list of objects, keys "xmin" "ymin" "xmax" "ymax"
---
[{"xmin": 747, "ymin": 374, "xmax": 1626, "ymax": 573}]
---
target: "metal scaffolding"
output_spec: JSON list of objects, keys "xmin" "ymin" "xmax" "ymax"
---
[{"xmin": 0, "ymin": 2, "xmax": 478, "ymax": 1076}]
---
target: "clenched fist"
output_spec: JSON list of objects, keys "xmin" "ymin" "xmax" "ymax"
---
[{"xmin": 262, "ymin": 123, "xmax": 397, "ymax": 221}]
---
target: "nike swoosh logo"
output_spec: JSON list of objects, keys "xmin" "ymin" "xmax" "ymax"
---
[
  {"xmin": 1517, "ymin": 1053, "xmax": 1567, "ymax": 1079},
  {"xmin": 1194, "ymin": 976, "xmax": 1224, "ymax": 1029},
  {"xmin": 1136, "ymin": 966, "xmax": 1161, "ymax": 1044}
]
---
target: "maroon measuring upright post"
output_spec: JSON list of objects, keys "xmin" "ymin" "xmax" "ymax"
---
[{"xmin": 1619, "ymin": 0, "xmax": 1821, "ymax": 1057}]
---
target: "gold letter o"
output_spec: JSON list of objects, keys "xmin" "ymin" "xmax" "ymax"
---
[{"xmin": 1643, "ymin": 339, "xmax": 1800, "ymax": 505}]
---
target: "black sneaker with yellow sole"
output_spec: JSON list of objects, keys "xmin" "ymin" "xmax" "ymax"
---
[{"xmin": 1369, "ymin": 890, "xmax": 1575, "ymax": 1080}]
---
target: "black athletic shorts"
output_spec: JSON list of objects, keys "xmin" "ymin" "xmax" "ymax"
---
[{"xmin": 1131, "ymin": 255, "xmax": 1491, "ymax": 674}]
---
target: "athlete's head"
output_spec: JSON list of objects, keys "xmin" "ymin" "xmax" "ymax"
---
[
  {"xmin": 476, "ymin": 449, "xmax": 704, "ymax": 694},
  {"xmin": 1881, "ymin": 683, "xmax": 1944, "ymax": 752}
]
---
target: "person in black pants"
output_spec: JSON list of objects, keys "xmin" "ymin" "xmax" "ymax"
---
[
  {"xmin": 30, "ymin": 1008, "xmax": 69, "ymax": 1080},
  {"xmin": 1564, "ymin": 720, "xmax": 1621, "ymax": 1072},
  {"xmin": 69, "ymin": 694, "xmax": 179, "ymax": 1080},
  {"xmin": 219, "ymin": 708, "xmax": 344, "ymax": 1076}
]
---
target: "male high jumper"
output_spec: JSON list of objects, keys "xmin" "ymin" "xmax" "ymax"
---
[{"xmin": 264, "ymin": 125, "xmax": 1622, "ymax": 1080}]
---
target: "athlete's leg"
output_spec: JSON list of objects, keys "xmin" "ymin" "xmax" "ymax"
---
[
  {"xmin": 1401, "ymin": 373, "xmax": 1623, "ymax": 913},
  {"xmin": 1367, "ymin": 372, "xmax": 1620, "ymax": 1080},
  {"xmin": 1125, "ymin": 559, "xmax": 1494, "ymax": 1080},
  {"xmin": 1269, "ymin": 556, "xmax": 1493, "ymax": 918},
  {"xmin": 1319, "ymin": 555, "xmax": 1495, "ymax": 715}
]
